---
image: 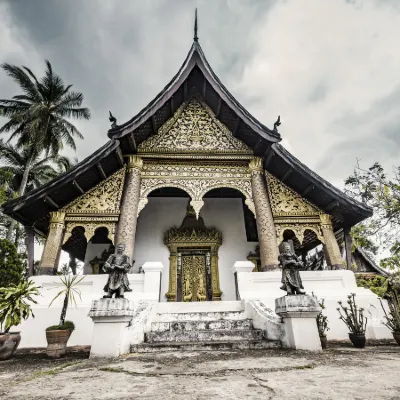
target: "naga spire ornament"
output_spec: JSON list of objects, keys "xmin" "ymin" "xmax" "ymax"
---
[{"xmin": 194, "ymin": 8, "xmax": 198, "ymax": 42}]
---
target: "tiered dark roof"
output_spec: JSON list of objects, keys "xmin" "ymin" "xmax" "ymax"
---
[{"xmin": 2, "ymin": 40, "xmax": 372, "ymax": 236}]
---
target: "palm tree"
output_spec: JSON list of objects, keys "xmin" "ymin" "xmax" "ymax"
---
[
  {"xmin": 0, "ymin": 60, "xmax": 90, "ymax": 155},
  {"xmin": 0, "ymin": 141, "xmax": 75, "ymax": 240}
]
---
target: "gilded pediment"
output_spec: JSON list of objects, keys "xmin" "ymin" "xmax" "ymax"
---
[
  {"xmin": 62, "ymin": 168, "xmax": 126, "ymax": 214},
  {"xmin": 266, "ymin": 172, "xmax": 321, "ymax": 216},
  {"xmin": 138, "ymin": 98, "xmax": 252, "ymax": 154}
]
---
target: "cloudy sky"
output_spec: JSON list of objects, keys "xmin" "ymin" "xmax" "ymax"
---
[{"xmin": 1, "ymin": 0, "xmax": 400, "ymax": 190}]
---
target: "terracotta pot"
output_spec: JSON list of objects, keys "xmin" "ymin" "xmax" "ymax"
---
[
  {"xmin": 349, "ymin": 333, "xmax": 366, "ymax": 349},
  {"xmin": 46, "ymin": 330, "xmax": 71, "ymax": 358},
  {"xmin": 393, "ymin": 332, "xmax": 400, "ymax": 346},
  {"xmin": 0, "ymin": 332, "xmax": 21, "ymax": 361},
  {"xmin": 320, "ymin": 335, "xmax": 328, "ymax": 349}
]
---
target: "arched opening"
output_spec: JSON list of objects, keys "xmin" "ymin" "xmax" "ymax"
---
[
  {"xmin": 281, "ymin": 229, "xmax": 302, "ymax": 254},
  {"xmin": 61, "ymin": 226, "xmax": 87, "ymax": 275},
  {"xmin": 203, "ymin": 187, "xmax": 257, "ymax": 242},
  {"xmin": 84, "ymin": 227, "xmax": 114, "ymax": 274},
  {"xmin": 302, "ymin": 229, "xmax": 325, "ymax": 270},
  {"xmin": 62, "ymin": 226, "xmax": 87, "ymax": 263},
  {"xmin": 148, "ymin": 187, "xmax": 190, "ymax": 198}
]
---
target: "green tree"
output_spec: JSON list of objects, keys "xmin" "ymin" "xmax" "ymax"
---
[
  {"xmin": 0, "ymin": 60, "xmax": 90, "ymax": 156},
  {"xmin": 0, "ymin": 239, "xmax": 25, "ymax": 288},
  {"xmin": 345, "ymin": 162, "xmax": 400, "ymax": 271},
  {"xmin": 0, "ymin": 141, "xmax": 75, "ymax": 241}
]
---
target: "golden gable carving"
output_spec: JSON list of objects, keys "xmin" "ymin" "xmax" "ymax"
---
[
  {"xmin": 62, "ymin": 167, "xmax": 126, "ymax": 214},
  {"xmin": 138, "ymin": 98, "xmax": 252, "ymax": 154},
  {"xmin": 266, "ymin": 172, "xmax": 321, "ymax": 216}
]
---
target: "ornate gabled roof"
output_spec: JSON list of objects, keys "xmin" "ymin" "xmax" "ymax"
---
[
  {"xmin": 2, "ymin": 36, "xmax": 372, "ymax": 236},
  {"xmin": 109, "ymin": 40, "xmax": 280, "ymax": 148},
  {"xmin": 2, "ymin": 139, "xmax": 122, "ymax": 236},
  {"xmin": 354, "ymin": 245, "xmax": 389, "ymax": 277}
]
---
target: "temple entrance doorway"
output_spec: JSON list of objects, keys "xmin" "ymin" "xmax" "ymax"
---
[
  {"xmin": 177, "ymin": 249, "xmax": 212, "ymax": 302},
  {"xmin": 164, "ymin": 203, "xmax": 223, "ymax": 302}
]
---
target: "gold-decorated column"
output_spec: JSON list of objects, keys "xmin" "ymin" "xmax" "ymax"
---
[
  {"xmin": 40, "ymin": 212, "xmax": 65, "ymax": 275},
  {"xmin": 115, "ymin": 155, "xmax": 143, "ymax": 265},
  {"xmin": 320, "ymin": 214, "xmax": 345, "ymax": 269},
  {"xmin": 249, "ymin": 157, "xmax": 280, "ymax": 271}
]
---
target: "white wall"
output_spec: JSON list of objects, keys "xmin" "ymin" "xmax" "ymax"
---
[
  {"xmin": 134, "ymin": 197, "xmax": 256, "ymax": 301},
  {"xmin": 18, "ymin": 270, "xmax": 162, "ymax": 348},
  {"xmin": 236, "ymin": 269, "xmax": 392, "ymax": 340}
]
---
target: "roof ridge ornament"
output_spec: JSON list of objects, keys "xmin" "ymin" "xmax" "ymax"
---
[
  {"xmin": 194, "ymin": 8, "xmax": 198, "ymax": 42},
  {"xmin": 273, "ymin": 115, "xmax": 281, "ymax": 132}
]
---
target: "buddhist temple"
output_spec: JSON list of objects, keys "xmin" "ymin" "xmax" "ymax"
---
[{"xmin": 2, "ymin": 20, "xmax": 373, "ymax": 305}]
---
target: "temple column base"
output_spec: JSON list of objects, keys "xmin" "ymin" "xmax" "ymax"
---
[
  {"xmin": 331, "ymin": 264, "xmax": 345, "ymax": 270},
  {"xmin": 261, "ymin": 264, "xmax": 279, "ymax": 272},
  {"xmin": 38, "ymin": 267, "xmax": 56, "ymax": 275},
  {"xmin": 275, "ymin": 295, "xmax": 322, "ymax": 351},
  {"xmin": 89, "ymin": 298, "xmax": 135, "ymax": 358}
]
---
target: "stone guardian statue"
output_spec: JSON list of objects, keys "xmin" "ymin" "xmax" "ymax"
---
[
  {"xmin": 103, "ymin": 243, "xmax": 132, "ymax": 298},
  {"xmin": 279, "ymin": 241, "xmax": 306, "ymax": 295}
]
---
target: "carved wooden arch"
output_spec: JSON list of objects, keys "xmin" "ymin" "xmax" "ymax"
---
[
  {"xmin": 199, "ymin": 182, "xmax": 255, "ymax": 217},
  {"xmin": 138, "ymin": 182, "xmax": 194, "ymax": 217},
  {"xmin": 138, "ymin": 177, "xmax": 255, "ymax": 218},
  {"xmin": 275, "ymin": 224, "xmax": 325, "ymax": 247},
  {"xmin": 63, "ymin": 221, "xmax": 116, "ymax": 245}
]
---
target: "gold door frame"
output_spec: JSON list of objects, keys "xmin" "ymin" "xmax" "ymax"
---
[{"xmin": 164, "ymin": 207, "xmax": 222, "ymax": 302}]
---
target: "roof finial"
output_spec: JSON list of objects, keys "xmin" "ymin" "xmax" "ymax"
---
[{"xmin": 194, "ymin": 8, "xmax": 198, "ymax": 42}]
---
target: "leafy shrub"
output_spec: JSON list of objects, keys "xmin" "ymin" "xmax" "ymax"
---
[
  {"xmin": 0, "ymin": 239, "xmax": 25, "ymax": 288},
  {"xmin": 316, "ymin": 298, "xmax": 330, "ymax": 337},
  {"xmin": 0, "ymin": 280, "xmax": 40, "ymax": 332},
  {"xmin": 356, "ymin": 275, "xmax": 388, "ymax": 298},
  {"xmin": 46, "ymin": 321, "xmax": 75, "ymax": 332},
  {"xmin": 337, "ymin": 293, "xmax": 367, "ymax": 334}
]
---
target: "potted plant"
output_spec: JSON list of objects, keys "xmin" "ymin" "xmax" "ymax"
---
[
  {"xmin": 316, "ymin": 298, "xmax": 330, "ymax": 349},
  {"xmin": 337, "ymin": 293, "xmax": 368, "ymax": 348},
  {"xmin": 379, "ymin": 283, "xmax": 400, "ymax": 345},
  {"xmin": 46, "ymin": 274, "xmax": 84, "ymax": 358},
  {"xmin": 0, "ymin": 280, "xmax": 40, "ymax": 360}
]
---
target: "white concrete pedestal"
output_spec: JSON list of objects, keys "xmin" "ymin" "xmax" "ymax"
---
[
  {"xmin": 275, "ymin": 295, "xmax": 322, "ymax": 351},
  {"xmin": 88, "ymin": 298, "xmax": 135, "ymax": 358}
]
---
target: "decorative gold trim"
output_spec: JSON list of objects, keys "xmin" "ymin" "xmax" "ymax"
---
[
  {"xmin": 126, "ymin": 155, "xmax": 143, "ymax": 171},
  {"xmin": 138, "ymin": 153, "xmax": 254, "ymax": 160},
  {"xmin": 249, "ymin": 157, "xmax": 263, "ymax": 173},
  {"xmin": 320, "ymin": 213, "xmax": 332, "ymax": 226},
  {"xmin": 266, "ymin": 171, "xmax": 321, "ymax": 217},
  {"xmin": 138, "ymin": 97, "xmax": 253, "ymax": 155},
  {"xmin": 50, "ymin": 211, "xmax": 65, "ymax": 223},
  {"xmin": 62, "ymin": 167, "xmax": 126, "ymax": 215},
  {"xmin": 138, "ymin": 161, "xmax": 255, "ymax": 218}
]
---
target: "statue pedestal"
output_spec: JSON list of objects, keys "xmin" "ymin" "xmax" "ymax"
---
[
  {"xmin": 88, "ymin": 298, "xmax": 135, "ymax": 358},
  {"xmin": 275, "ymin": 295, "xmax": 322, "ymax": 351}
]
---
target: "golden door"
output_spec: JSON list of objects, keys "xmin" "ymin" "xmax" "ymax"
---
[{"xmin": 181, "ymin": 254, "xmax": 208, "ymax": 302}]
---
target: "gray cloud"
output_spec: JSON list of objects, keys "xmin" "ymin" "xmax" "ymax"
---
[
  {"xmin": 307, "ymin": 82, "xmax": 329, "ymax": 103},
  {"xmin": 1, "ymin": 0, "xmax": 400, "ymax": 191}
]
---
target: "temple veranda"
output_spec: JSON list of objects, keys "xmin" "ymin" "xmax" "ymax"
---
[{"xmin": 3, "ymin": 38, "xmax": 390, "ymax": 353}]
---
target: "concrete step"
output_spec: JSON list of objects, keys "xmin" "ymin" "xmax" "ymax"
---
[
  {"xmin": 153, "ymin": 311, "xmax": 247, "ymax": 322},
  {"xmin": 131, "ymin": 340, "xmax": 280, "ymax": 353},
  {"xmin": 151, "ymin": 319, "xmax": 253, "ymax": 332},
  {"xmin": 145, "ymin": 329, "xmax": 262, "ymax": 343},
  {"xmin": 155, "ymin": 301, "xmax": 243, "ymax": 314}
]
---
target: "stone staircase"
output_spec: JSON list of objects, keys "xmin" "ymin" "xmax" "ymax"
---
[{"xmin": 131, "ymin": 301, "xmax": 280, "ymax": 353}]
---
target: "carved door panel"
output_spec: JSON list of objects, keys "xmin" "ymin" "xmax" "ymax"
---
[{"xmin": 177, "ymin": 250, "xmax": 212, "ymax": 302}]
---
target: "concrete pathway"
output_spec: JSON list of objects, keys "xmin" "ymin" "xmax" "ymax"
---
[{"xmin": 0, "ymin": 345, "xmax": 399, "ymax": 399}]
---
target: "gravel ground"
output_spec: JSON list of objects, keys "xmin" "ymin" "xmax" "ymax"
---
[{"xmin": 0, "ymin": 341, "xmax": 399, "ymax": 400}]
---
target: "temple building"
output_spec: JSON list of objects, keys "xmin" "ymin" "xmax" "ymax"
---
[{"xmin": 2, "ymin": 32, "xmax": 372, "ymax": 304}]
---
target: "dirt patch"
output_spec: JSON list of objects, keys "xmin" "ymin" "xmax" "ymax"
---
[{"xmin": 1, "ymin": 343, "xmax": 399, "ymax": 400}]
